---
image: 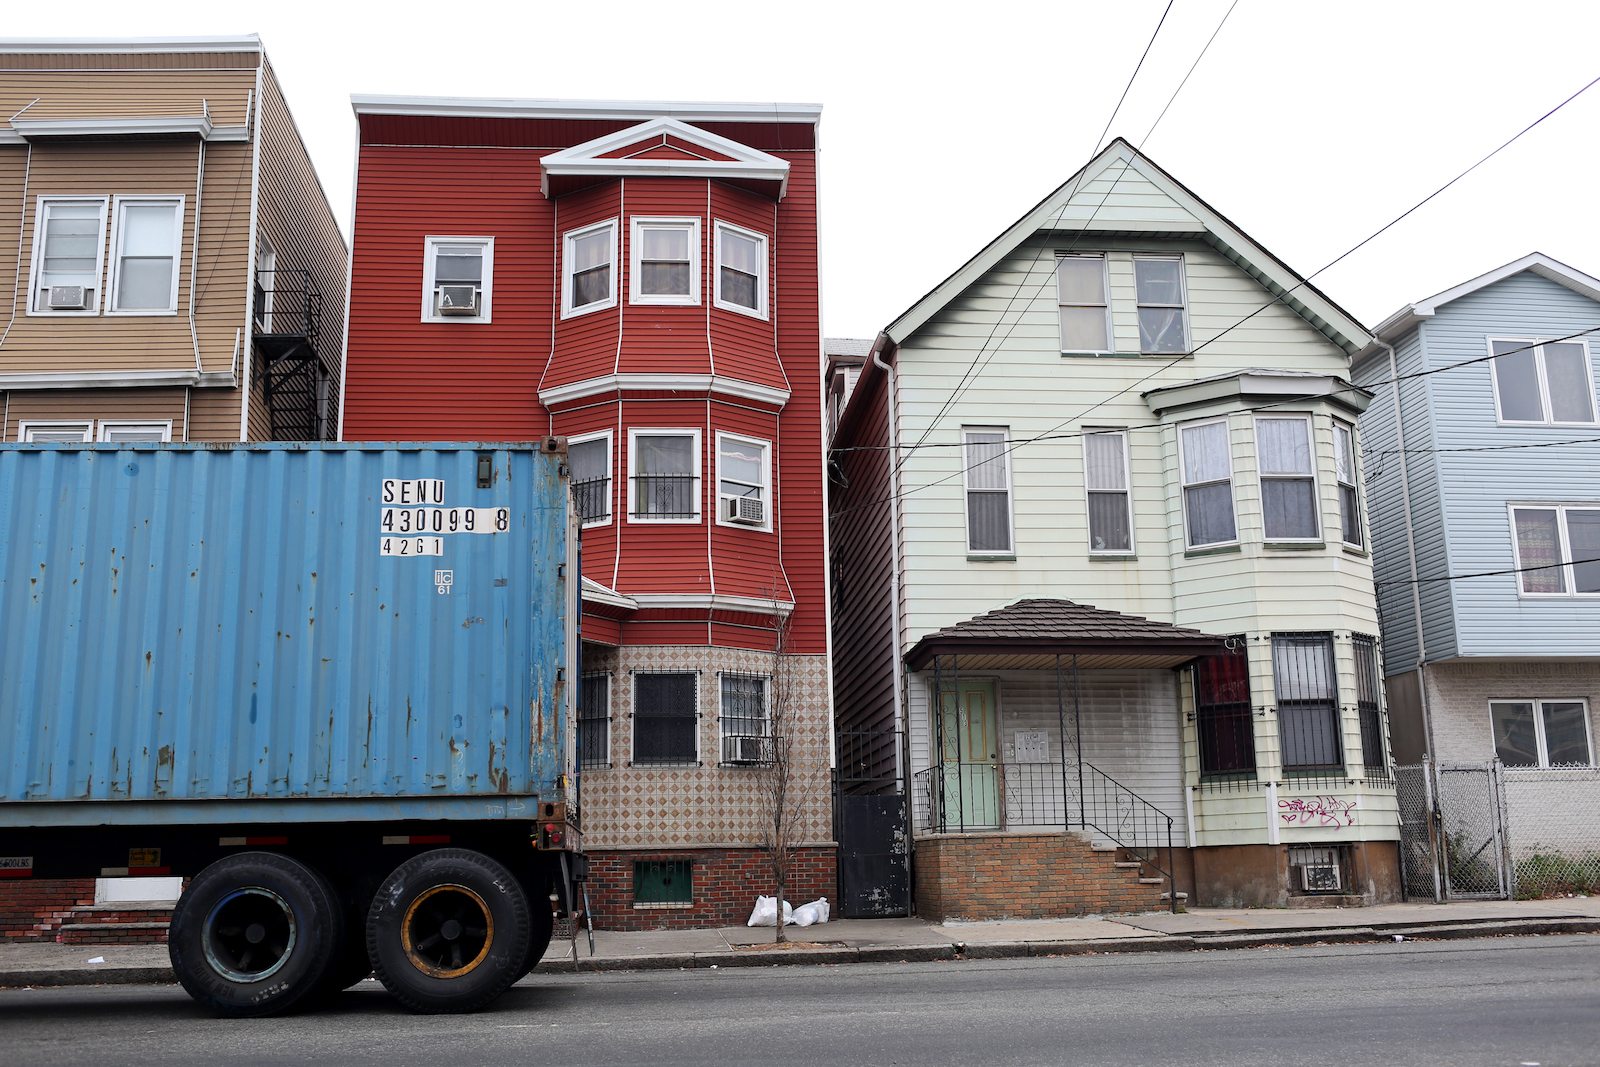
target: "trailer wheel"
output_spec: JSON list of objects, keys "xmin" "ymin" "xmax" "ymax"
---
[
  {"xmin": 366, "ymin": 849, "xmax": 531, "ymax": 1014},
  {"xmin": 516, "ymin": 878, "xmax": 555, "ymax": 980},
  {"xmin": 168, "ymin": 852, "xmax": 344, "ymax": 1018}
]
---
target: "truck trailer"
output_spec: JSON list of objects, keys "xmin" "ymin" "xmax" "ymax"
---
[{"xmin": 0, "ymin": 439, "xmax": 584, "ymax": 1015}]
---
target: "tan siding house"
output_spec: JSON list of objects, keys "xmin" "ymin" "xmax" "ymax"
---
[{"xmin": 0, "ymin": 35, "xmax": 345, "ymax": 443}]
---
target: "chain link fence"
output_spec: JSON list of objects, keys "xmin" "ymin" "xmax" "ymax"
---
[{"xmin": 1503, "ymin": 765, "xmax": 1600, "ymax": 898}]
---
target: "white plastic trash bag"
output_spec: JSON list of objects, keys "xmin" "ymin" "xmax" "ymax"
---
[
  {"xmin": 791, "ymin": 897, "xmax": 830, "ymax": 926},
  {"xmin": 746, "ymin": 895, "xmax": 794, "ymax": 927}
]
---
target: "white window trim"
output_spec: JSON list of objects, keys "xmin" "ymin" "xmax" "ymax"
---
[
  {"xmin": 26, "ymin": 195, "xmax": 109, "ymax": 317},
  {"xmin": 714, "ymin": 430, "xmax": 773, "ymax": 533},
  {"xmin": 568, "ymin": 429, "xmax": 614, "ymax": 529},
  {"xmin": 629, "ymin": 216, "xmax": 701, "ymax": 306},
  {"xmin": 97, "ymin": 420, "xmax": 173, "ymax": 442},
  {"xmin": 717, "ymin": 671, "xmax": 772, "ymax": 766},
  {"xmin": 1488, "ymin": 336, "xmax": 1599, "ymax": 427},
  {"xmin": 1508, "ymin": 503, "xmax": 1600, "ymax": 598},
  {"xmin": 561, "ymin": 218, "xmax": 618, "ymax": 319},
  {"xmin": 17, "ymin": 420, "xmax": 93, "ymax": 442},
  {"xmin": 105, "ymin": 195, "xmax": 185, "ymax": 316},
  {"xmin": 631, "ymin": 670, "xmax": 700, "ymax": 766},
  {"xmin": 1489, "ymin": 698, "xmax": 1594, "ymax": 767},
  {"xmin": 962, "ymin": 425, "xmax": 1014, "ymax": 557},
  {"xmin": 420, "ymin": 235, "xmax": 494, "ymax": 324},
  {"xmin": 1132, "ymin": 252, "xmax": 1190, "ymax": 355},
  {"xmin": 1056, "ymin": 252, "xmax": 1112, "ymax": 354},
  {"xmin": 1178, "ymin": 416, "xmax": 1238, "ymax": 549},
  {"xmin": 1083, "ymin": 428, "xmax": 1135, "ymax": 555},
  {"xmin": 712, "ymin": 219, "xmax": 768, "ymax": 320},
  {"xmin": 1254, "ymin": 413, "xmax": 1323, "ymax": 543},
  {"xmin": 626, "ymin": 426, "xmax": 701, "ymax": 525},
  {"xmin": 1334, "ymin": 419, "xmax": 1362, "ymax": 548}
]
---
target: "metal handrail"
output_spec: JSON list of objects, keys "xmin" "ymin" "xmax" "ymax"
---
[{"xmin": 1079, "ymin": 760, "xmax": 1179, "ymax": 913}]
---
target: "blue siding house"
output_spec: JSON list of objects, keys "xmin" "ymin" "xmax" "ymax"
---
[{"xmin": 1353, "ymin": 253, "xmax": 1600, "ymax": 896}]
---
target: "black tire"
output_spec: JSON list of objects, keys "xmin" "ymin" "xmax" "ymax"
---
[
  {"xmin": 366, "ymin": 849, "xmax": 531, "ymax": 1014},
  {"xmin": 516, "ymin": 878, "xmax": 555, "ymax": 980},
  {"xmin": 311, "ymin": 914, "xmax": 374, "ymax": 999},
  {"xmin": 168, "ymin": 852, "xmax": 344, "ymax": 1018}
]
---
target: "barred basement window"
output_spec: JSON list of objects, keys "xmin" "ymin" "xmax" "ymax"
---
[
  {"xmin": 634, "ymin": 859, "xmax": 692, "ymax": 907},
  {"xmin": 578, "ymin": 671, "xmax": 610, "ymax": 769},
  {"xmin": 1273, "ymin": 633, "xmax": 1343, "ymax": 773},
  {"xmin": 1194, "ymin": 638, "xmax": 1255, "ymax": 778},
  {"xmin": 632, "ymin": 671, "xmax": 698, "ymax": 766},
  {"xmin": 1353, "ymin": 634, "xmax": 1386, "ymax": 777}
]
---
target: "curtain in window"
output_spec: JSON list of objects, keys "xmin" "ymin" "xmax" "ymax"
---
[
  {"xmin": 42, "ymin": 204, "xmax": 101, "ymax": 291},
  {"xmin": 718, "ymin": 437, "xmax": 764, "ymax": 499},
  {"xmin": 1181, "ymin": 422, "xmax": 1235, "ymax": 546},
  {"xmin": 1514, "ymin": 508, "xmax": 1565, "ymax": 593},
  {"xmin": 964, "ymin": 431, "xmax": 1010, "ymax": 552},
  {"xmin": 640, "ymin": 227, "xmax": 690, "ymax": 296},
  {"xmin": 1134, "ymin": 258, "xmax": 1186, "ymax": 353},
  {"xmin": 116, "ymin": 203, "xmax": 177, "ymax": 309},
  {"xmin": 1195, "ymin": 641, "xmax": 1255, "ymax": 776},
  {"xmin": 1258, "ymin": 418, "xmax": 1317, "ymax": 539},
  {"xmin": 571, "ymin": 229, "xmax": 611, "ymax": 306},
  {"xmin": 1057, "ymin": 256, "xmax": 1108, "ymax": 351},
  {"xmin": 1568, "ymin": 509, "xmax": 1600, "ymax": 593},
  {"xmin": 720, "ymin": 231, "xmax": 760, "ymax": 309},
  {"xmin": 636, "ymin": 436, "xmax": 694, "ymax": 516},
  {"xmin": 1334, "ymin": 424, "xmax": 1361, "ymax": 546},
  {"xmin": 1273, "ymin": 635, "xmax": 1342, "ymax": 769},
  {"xmin": 1543, "ymin": 343, "xmax": 1595, "ymax": 423},
  {"xmin": 1084, "ymin": 431, "xmax": 1130, "ymax": 551},
  {"xmin": 569, "ymin": 439, "xmax": 610, "ymax": 522}
]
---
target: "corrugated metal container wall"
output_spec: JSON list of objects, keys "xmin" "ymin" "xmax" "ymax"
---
[{"xmin": 0, "ymin": 442, "xmax": 571, "ymax": 818}]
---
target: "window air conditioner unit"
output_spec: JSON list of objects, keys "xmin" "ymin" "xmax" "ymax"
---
[
  {"xmin": 1301, "ymin": 863, "xmax": 1341, "ymax": 892},
  {"xmin": 725, "ymin": 735, "xmax": 770, "ymax": 765},
  {"xmin": 723, "ymin": 495, "xmax": 764, "ymax": 526},
  {"xmin": 47, "ymin": 285, "xmax": 87, "ymax": 310},
  {"xmin": 437, "ymin": 285, "xmax": 479, "ymax": 315}
]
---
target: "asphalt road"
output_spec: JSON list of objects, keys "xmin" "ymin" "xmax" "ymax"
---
[{"xmin": 4, "ymin": 935, "xmax": 1599, "ymax": 1066}]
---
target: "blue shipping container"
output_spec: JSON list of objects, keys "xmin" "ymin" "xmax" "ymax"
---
[{"xmin": 0, "ymin": 441, "xmax": 575, "ymax": 827}]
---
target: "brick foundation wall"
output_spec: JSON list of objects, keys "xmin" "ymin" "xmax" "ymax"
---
[
  {"xmin": 913, "ymin": 833, "xmax": 1163, "ymax": 922},
  {"xmin": 0, "ymin": 880, "xmax": 97, "ymax": 942},
  {"xmin": 584, "ymin": 846, "xmax": 837, "ymax": 931}
]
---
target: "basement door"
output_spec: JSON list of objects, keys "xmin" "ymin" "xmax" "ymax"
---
[{"xmin": 940, "ymin": 679, "xmax": 999, "ymax": 829}]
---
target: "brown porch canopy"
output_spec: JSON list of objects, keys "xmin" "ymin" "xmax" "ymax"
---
[{"xmin": 904, "ymin": 598, "xmax": 1226, "ymax": 671}]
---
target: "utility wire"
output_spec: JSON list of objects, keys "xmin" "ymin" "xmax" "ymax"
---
[{"xmin": 1377, "ymin": 557, "xmax": 1600, "ymax": 587}]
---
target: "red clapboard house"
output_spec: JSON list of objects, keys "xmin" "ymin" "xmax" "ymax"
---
[{"xmin": 340, "ymin": 97, "xmax": 832, "ymax": 929}]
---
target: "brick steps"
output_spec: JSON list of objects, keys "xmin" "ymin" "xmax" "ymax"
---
[{"xmin": 59, "ymin": 921, "xmax": 170, "ymax": 945}]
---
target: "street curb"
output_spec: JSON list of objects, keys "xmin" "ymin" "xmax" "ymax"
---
[{"xmin": 0, "ymin": 966, "xmax": 177, "ymax": 988}]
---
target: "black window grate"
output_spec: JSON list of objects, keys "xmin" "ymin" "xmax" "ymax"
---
[
  {"xmin": 633, "ymin": 671, "xmax": 698, "ymax": 766},
  {"xmin": 1273, "ymin": 633, "xmax": 1344, "ymax": 774},
  {"xmin": 1353, "ymin": 634, "xmax": 1388, "ymax": 780},
  {"xmin": 578, "ymin": 672, "xmax": 609, "ymax": 769},
  {"xmin": 1195, "ymin": 637, "xmax": 1256, "ymax": 778}
]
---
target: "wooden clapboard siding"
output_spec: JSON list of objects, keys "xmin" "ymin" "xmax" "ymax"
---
[
  {"xmin": 0, "ymin": 69, "xmax": 257, "ymax": 126},
  {"xmin": 0, "ymin": 53, "xmax": 259, "ymax": 71},
  {"xmin": 186, "ymin": 383, "xmax": 243, "ymax": 442},
  {"xmin": 252, "ymin": 58, "xmax": 348, "ymax": 420},
  {"xmin": 3, "ymin": 386, "xmax": 186, "ymax": 441}
]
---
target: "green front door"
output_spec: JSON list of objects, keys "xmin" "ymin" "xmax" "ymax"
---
[{"xmin": 939, "ymin": 679, "xmax": 999, "ymax": 829}]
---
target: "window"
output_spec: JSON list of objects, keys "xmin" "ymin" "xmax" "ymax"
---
[
  {"xmin": 1510, "ymin": 505, "xmax": 1600, "ymax": 596},
  {"xmin": 1133, "ymin": 254, "xmax": 1187, "ymax": 354},
  {"xmin": 1256, "ymin": 416, "xmax": 1319, "ymax": 541},
  {"xmin": 720, "ymin": 672, "xmax": 771, "ymax": 764},
  {"xmin": 1179, "ymin": 419, "xmax": 1236, "ymax": 547},
  {"xmin": 1491, "ymin": 700, "xmax": 1593, "ymax": 767},
  {"xmin": 716, "ymin": 432, "xmax": 770, "ymax": 530},
  {"xmin": 254, "ymin": 235, "xmax": 276, "ymax": 332},
  {"xmin": 1353, "ymin": 634, "xmax": 1385, "ymax": 773},
  {"xmin": 421, "ymin": 236, "xmax": 493, "ymax": 322},
  {"xmin": 1083, "ymin": 430, "xmax": 1133, "ymax": 553},
  {"xmin": 19, "ymin": 421, "xmax": 92, "ymax": 443},
  {"xmin": 632, "ymin": 671, "xmax": 698, "ymax": 766},
  {"xmin": 29, "ymin": 197, "xmax": 108, "ymax": 314},
  {"xmin": 568, "ymin": 431, "xmax": 612, "ymax": 527},
  {"xmin": 98, "ymin": 421, "xmax": 171, "ymax": 443},
  {"xmin": 108, "ymin": 197, "xmax": 182, "ymax": 313},
  {"xmin": 1194, "ymin": 639, "xmax": 1255, "ymax": 777},
  {"xmin": 630, "ymin": 217, "xmax": 700, "ymax": 305},
  {"xmin": 562, "ymin": 219, "xmax": 617, "ymax": 317},
  {"xmin": 629, "ymin": 430, "xmax": 699, "ymax": 522},
  {"xmin": 1490, "ymin": 338, "xmax": 1597, "ymax": 425},
  {"xmin": 962, "ymin": 427, "xmax": 1012, "ymax": 555},
  {"xmin": 1334, "ymin": 421, "xmax": 1362, "ymax": 548},
  {"xmin": 714, "ymin": 221, "xmax": 766, "ymax": 318},
  {"xmin": 1273, "ymin": 634, "xmax": 1342, "ymax": 772},
  {"xmin": 578, "ymin": 671, "xmax": 610, "ymax": 769},
  {"xmin": 1057, "ymin": 253, "xmax": 1110, "ymax": 353},
  {"xmin": 633, "ymin": 859, "xmax": 692, "ymax": 907}
]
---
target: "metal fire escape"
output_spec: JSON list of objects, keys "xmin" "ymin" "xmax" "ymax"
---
[{"xmin": 253, "ymin": 268, "xmax": 331, "ymax": 441}]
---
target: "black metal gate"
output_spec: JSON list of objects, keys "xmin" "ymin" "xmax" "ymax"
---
[{"xmin": 835, "ymin": 730, "xmax": 910, "ymax": 917}]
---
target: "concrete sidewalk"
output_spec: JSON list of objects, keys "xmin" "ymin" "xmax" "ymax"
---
[{"xmin": 4, "ymin": 897, "xmax": 1598, "ymax": 988}]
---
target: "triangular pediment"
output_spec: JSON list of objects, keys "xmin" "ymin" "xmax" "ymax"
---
[
  {"xmin": 886, "ymin": 138, "xmax": 1370, "ymax": 356},
  {"xmin": 540, "ymin": 118, "xmax": 788, "ymax": 199}
]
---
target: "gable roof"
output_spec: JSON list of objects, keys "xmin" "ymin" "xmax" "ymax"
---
[
  {"xmin": 1369, "ymin": 252, "xmax": 1600, "ymax": 344},
  {"xmin": 903, "ymin": 598, "xmax": 1224, "ymax": 671},
  {"xmin": 538, "ymin": 117, "xmax": 791, "ymax": 198},
  {"xmin": 883, "ymin": 138, "xmax": 1371, "ymax": 357}
]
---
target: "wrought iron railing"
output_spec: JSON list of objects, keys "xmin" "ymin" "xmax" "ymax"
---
[
  {"xmin": 252, "ymin": 268, "xmax": 330, "ymax": 441},
  {"xmin": 630, "ymin": 474, "xmax": 697, "ymax": 518},
  {"xmin": 571, "ymin": 476, "xmax": 611, "ymax": 524}
]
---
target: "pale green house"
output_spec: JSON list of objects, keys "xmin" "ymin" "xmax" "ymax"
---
[{"xmin": 829, "ymin": 139, "xmax": 1399, "ymax": 915}]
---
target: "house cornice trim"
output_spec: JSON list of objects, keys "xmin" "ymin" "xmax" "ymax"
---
[
  {"xmin": 350, "ymin": 95, "xmax": 822, "ymax": 125},
  {"xmin": 629, "ymin": 593, "xmax": 794, "ymax": 616},
  {"xmin": 0, "ymin": 368, "xmax": 237, "ymax": 390},
  {"xmin": 5, "ymin": 116, "xmax": 248, "ymax": 143},
  {"xmin": 539, "ymin": 373, "xmax": 788, "ymax": 408},
  {"xmin": 1365, "ymin": 251, "xmax": 1600, "ymax": 351},
  {"xmin": 0, "ymin": 36, "xmax": 262, "ymax": 54}
]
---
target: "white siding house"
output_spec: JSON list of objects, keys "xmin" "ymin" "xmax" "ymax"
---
[{"xmin": 831, "ymin": 139, "xmax": 1401, "ymax": 914}]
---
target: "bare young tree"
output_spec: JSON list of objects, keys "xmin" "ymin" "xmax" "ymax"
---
[{"xmin": 758, "ymin": 605, "xmax": 802, "ymax": 944}]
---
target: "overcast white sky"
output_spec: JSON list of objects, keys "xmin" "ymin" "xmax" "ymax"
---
[{"xmin": 14, "ymin": 1, "xmax": 1600, "ymax": 340}]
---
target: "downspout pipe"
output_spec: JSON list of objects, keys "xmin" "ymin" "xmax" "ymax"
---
[
  {"xmin": 1379, "ymin": 338, "xmax": 1438, "ymax": 772},
  {"xmin": 872, "ymin": 339, "xmax": 907, "ymax": 747}
]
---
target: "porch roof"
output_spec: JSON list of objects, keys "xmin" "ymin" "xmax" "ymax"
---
[{"xmin": 904, "ymin": 599, "xmax": 1225, "ymax": 672}]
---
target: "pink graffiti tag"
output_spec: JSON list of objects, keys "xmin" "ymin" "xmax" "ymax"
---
[{"xmin": 1278, "ymin": 796, "xmax": 1357, "ymax": 827}]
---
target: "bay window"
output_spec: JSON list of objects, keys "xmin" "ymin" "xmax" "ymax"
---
[
  {"xmin": 714, "ymin": 221, "xmax": 766, "ymax": 317},
  {"xmin": 568, "ymin": 432, "xmax": 612, "ymax": 526},
  {"xmin": 716, "ymin": 432, "xmax": 770, "ymax": 530},
  {"xmin": 1179, "ymin": 419, "xmax": 1236, "ymax": 547},
  {"xmin": 563, "ymin": 219, "xmax": 617, "ymax": 316},
  {"xmin": 1273, "ymin": 633, "xmax": 1342, "ymax": 772},
  {"xmin": 1334, "ymin": 420, "xmax": 1362, "ymax": 547},
  {"xmin": 1256, "ymin": 416, "xmax": 1319, "ymax": 541},
  {"xmin": 631, "ymin": 217, "xmax": 699, "ymax": 304},
  {"xmin": 629, "ymin": 430, "xmax": 699, "ymax": 521}
]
